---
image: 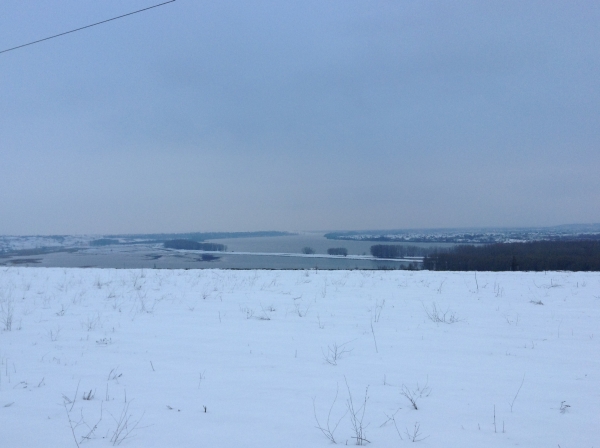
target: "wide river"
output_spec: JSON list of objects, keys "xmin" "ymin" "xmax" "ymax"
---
[{"xmin": 3, "ymin": 232, "xmax": 452, "ymax": 270}]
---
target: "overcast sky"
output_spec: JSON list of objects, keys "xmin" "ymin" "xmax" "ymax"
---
[{"xmin": 1, "ymin": 1, "xmax": 598, "ymax": 235}]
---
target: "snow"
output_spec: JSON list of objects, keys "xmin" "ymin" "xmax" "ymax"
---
[
  {"xmin": 0, "ymin": 235, "xmax": 92, "ymax": 252},
  {"xmin": 0, "ymin": 268, "xmax": 598, "ymax": 447}
]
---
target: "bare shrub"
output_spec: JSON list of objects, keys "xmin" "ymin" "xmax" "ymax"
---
[
  {"xmin": 313, "ymin": 384, "xmax": 347, "ymax": 444},
  {"xmin": 345, "ymin": 377, "xmax": 370, "ymax": 445},
  {"xmin": 379, "ymin": 409, "xmax": 403, "ymax": 440},
  {"xmin": 400, "ymin": 378, "xmax": 431, "ymax": 410},
  {"xmin": 257, "ymin": 304, "xmax": 275, "ymax": 320},
  {"xmin": 239, "ymin": 306, "xmax": 254, "ymax": 319},
  {"xmin": 405, "ymin": 422, "xmax": 428, "ymax": 442},
  {"xmin": 0, "ymin": 299, "xmax": 14, "ymax": 331},
  {"xmin": 509, "ymin": 374, "xmax": 525, "ymax": 412},
  {"xmin": 372, "ymin": 299, "xmax": 385, "ymax": 323},
  {"xmin": 107, "ymin": 368, "xmax": 123, "ymax": 382},
  {"xmin": 55, "ymin": 304, "xmax": 68, "ymax": 316},
  {"xmin": 293, "ymin": 302, "xmax": 310, "ymax": 317},
  {"xmin": 109, "ymin": 401, "xmax": 145, "ymax": 446},
  {"xmin": 48, "ymin": 327, "xmax": 61, "ymax": 341},
  {"xmin": 423, "ymin": 302, "xmax": 461, "ymax": 324},
  {"xmin": 323, "ymin": 341, "xmax": 353, "ymax": 366},
  {"xmin": 82, "ymin": 313, "xmax": 101, "ymax": 331}
]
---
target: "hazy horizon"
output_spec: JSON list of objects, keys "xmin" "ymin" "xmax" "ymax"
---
[
  {"xmin": 2, "ymin": 222, "xmax": 600, "ymax": 238},
  {"xmin": 2, "ymin": 1, "xmax": 599, "ymax": 234}
]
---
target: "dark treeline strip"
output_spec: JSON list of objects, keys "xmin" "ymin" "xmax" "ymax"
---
[
  {"xmin": 370, "ymin": 244, "xmax": 429, "ymax": 258},
  {"xmin": 164, "ymin": 240, "xmax": 227, "ymax": 251},
  {"xmin": 423, "ymin": 241, "xmax": 600, "ymax": 271},
  {"xmin": 90, "ymin": 238, "xmax": 120, "ymax": 246},
  {"xmin": 327, "ymin": 248, "xmax": 348, "ymax": 256}
]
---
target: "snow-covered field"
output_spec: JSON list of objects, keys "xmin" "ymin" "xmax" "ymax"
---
[{"xmin": 0, "ymin": 268, "xmax": 598, "ymax": 447}]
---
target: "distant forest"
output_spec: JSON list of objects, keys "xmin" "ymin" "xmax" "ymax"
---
[
  {"xmin": 422, "ymin": 241, "xmax": 600, "ymax": 271},
  {"xmin": 370, "ymin": 244, "xmax": 431, "ymax": 258},
  {"xmin": 90, "ymin": 239, "xmax": 120, "ymax": 246},
  {"xmin": 327, "ymin": 248, "xmax": 348, "ymax": 256},
  {"xmin": 164, "ymin": 240, "xmax": 227, "ymax": 251}
]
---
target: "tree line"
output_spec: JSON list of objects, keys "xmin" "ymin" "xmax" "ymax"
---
[
  {"xmin": 422, "ymin": 241, "xmax": 600, "ymax": 271},
  {"xmin": 370, "ymin": 244, "xmax": 430, "ymax": 258},
  {"xmin": 164, "ymin": 239, "xmax": 227, "ymax": 251},
  {"xmin": 327, "ymin": 248, "xmax": 348, "ymax": 256}
]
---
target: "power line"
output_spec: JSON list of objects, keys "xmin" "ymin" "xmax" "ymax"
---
[{"xmin": 0, "ymin": 0, "xmax": 176, "ymax": 55}]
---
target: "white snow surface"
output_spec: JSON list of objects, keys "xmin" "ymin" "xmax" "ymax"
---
[{"xmin": 0, "ymin": 268, "xmax": 598, "ymax": 447}]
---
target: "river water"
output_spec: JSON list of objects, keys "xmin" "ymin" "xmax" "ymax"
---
[{"xmin": 2, "ymin": 232, "xmax": 449, "ymax": 270}]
